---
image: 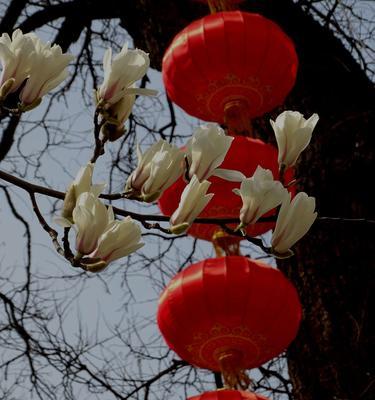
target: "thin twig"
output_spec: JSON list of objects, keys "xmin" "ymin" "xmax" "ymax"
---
[
  {"xmin": 90, "ymin": 108, "xmax": 106, "ymax": 163},
  {"xmin": 28, "ymin": 192, "xmax": 66, "ymax": 259}
]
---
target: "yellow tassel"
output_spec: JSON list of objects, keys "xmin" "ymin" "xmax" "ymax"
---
[{"xmin": 218, "ymin": 349, "xmax": 251, "ymax": 390}]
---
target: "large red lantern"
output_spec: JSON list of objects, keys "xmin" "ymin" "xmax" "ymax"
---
[
  {"xmin": 158, "ymin": 137, "xmax": 294, "ymax": 242},
  {"xmin": 157, "ymin": 256, "xmax": 301, "ymax": 387},
  {"xmin": 163, "ymin": 11, "xmax": 298, "ymax": 124},
  {"xmin": 188, "ymin": 389, "xmax": 269, "ymax": 400}
]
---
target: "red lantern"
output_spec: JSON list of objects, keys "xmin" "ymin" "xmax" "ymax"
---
[
  {"xmin": 188, "ymin": 389, "xmax": 269, "ymax": 400},
  {"xmin": 158, "ymin": 137, "xmax": 294, "ymax": 242},
  {"xmin": 157, "ymin": 256, "xmax": 301, "ymax": 387},
  {"xmin": 163, "ymin": 11, "xmax": 298, "ymax": 124}
]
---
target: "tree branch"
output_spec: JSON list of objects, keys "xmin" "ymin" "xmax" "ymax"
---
[{"xmin": 0, "ymin": 114, "xmax": 21, "ymax": 163}]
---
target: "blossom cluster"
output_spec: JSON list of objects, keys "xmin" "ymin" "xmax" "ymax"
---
[
  {"xmin": 235, "ymin": 111, "xmax": 318, "ymax": 256},
  {"xmin": 125, "ymin": 124, "xmax": 244, "ymax": 232},
  {"xmin": 1, "ymin": 29, "xmax": 319, "ymax": 271},
  {"xmin": 56, "ymin": 164, "xmax": 144, "ymax": 273},
  {"xmin": 58, "ymin": 110, "xmax": 318, "ymax": 268},
  {"xmin": 0, "ymin": 29, "xmax": 73, "ymax": 108},
  {"xmin": 124, "ymin": 112, "xmax": 318, "ymax": 253},
  {"xmin": 0, "ymin": 30, "xmax": 154, "ymax": 138}
]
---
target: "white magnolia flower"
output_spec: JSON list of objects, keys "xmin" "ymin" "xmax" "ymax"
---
[
  {"xmin": 57, "ymin": 192, "xmax": 144, "ymax": 271},
  {"xmin": 270, "ymin": 110, "xmax": 319, "ymax": 168},
  {"xmin": 55, "ymin": 163, "xmax": 105, "ymax": 224},
  {"xmin": 19, "ymin": 35, "xmax": 73, "ymax": 105},
  {"xmin": 233, "ymin": 166, "xmax": 286, "ymax": 229},
  {"xmin": 271, "ymin": 191, "xmax": 317, "ymax": 256},
  {"xmin": 170, "ymin": 175, "xmax": 214, "ymax": 234},
  {"xmin": 72, "ymin": 192, "xmax": 111, "ymax": 255},
  {"xmin": 126, "ymin": 140, "xmax": 184, "ymax": 202},
  {"xmin": 98, "ymin": 43, "xmax": 157, "ymax": 106},
  {"xmin": 0, "ymin": 29, "xmax": 35, "ymax": 95},
  {"xmin": 186, "ymin": 124, "xmax": 243, "ymax": 182},
  {"xmin": 90, "ymin": 216, "xmax": 144, "ymax": 264}
]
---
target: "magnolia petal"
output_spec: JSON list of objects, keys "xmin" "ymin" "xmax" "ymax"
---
[
  {"xmin": 306, "ymin": 113, "xmax": 319, "ymax": 129},
  {"xmin": 142, "ymin": 190, "xmax": 162, "ymax": 203},
  {"xmin": 170, "ymin": 175, "xmax": 213, "ymax": 226},
  {"xmin": 136, "ymin": 143, "xmax": 143, "ymax": 163},
  {"xmin": 187, "ymin": 124, "xmax": 233, "ymax": 181},
  {"xmin": 90, "ymin": 183, "xmax": 106, "ymax": 197},
  {"xmin": 213, "ymin": 168, "xmax": 246, "ymax": 182},
  {"xmin": 107, "ymin": 206, "xmax": 115, "ymax": 223},
  {"xmin": 271, "ymin": 191, "xmax": 317, "ymax": 254},
  {"xmin": 170, "ymin": 222, "xmax": 190, "ymax": 235},
  {"xmin": 90, "ymin": 216, "xmax": 143, "ymax": 265},
  {"xmin": 39, "ymin": 69, "xmax": 69, "ymax": 97},
  {"xmin": 271, "ymin": 110, "xmax": 319, "ymax": 168},
  {"xmin": 271, "ymin": 191, "xmax": 292, "ymax": 245},
  {"xmin": 124, "ymin": 87, "xmax": 158, "ymax": 96},
  {"xmin": 253, "ymin": 166, "xmax": 274, "ymax": 181},
  {"xmin": 271, "ymin": 248, "xmax": 294, "ymax": 259},
  {"xmin": 195, "ymin": 192, "xmax": 214, "ymax": 218},
  {"xmin": 54, "ymin": 216, "xmax": 73, "ymax": 228},
  {"xmin": 102, "ymin": 48, "xmax": 112, "ymax": 78},
  {"xmin": 106, "ymin": 241, "xmax": 145, "ymax": 263},
  {"xmin": 98, "ymin": 44, "xmax": 153, "ymax": 105}
]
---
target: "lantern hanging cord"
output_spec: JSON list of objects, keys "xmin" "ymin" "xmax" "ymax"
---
[
  {"xmin": 223, "ymin": 99, "xmax": 253, "ymax": 137},
  {"xmin": 212, "ymin": 230, "xmax": 241, "ymax": 257},
  {"xmin": 218, "ymin": 349, "xmax": 251, "ymax": 390},
  {"xmin": 207, "ymin": 0, "xmax": 237, "ymax": 13}
]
